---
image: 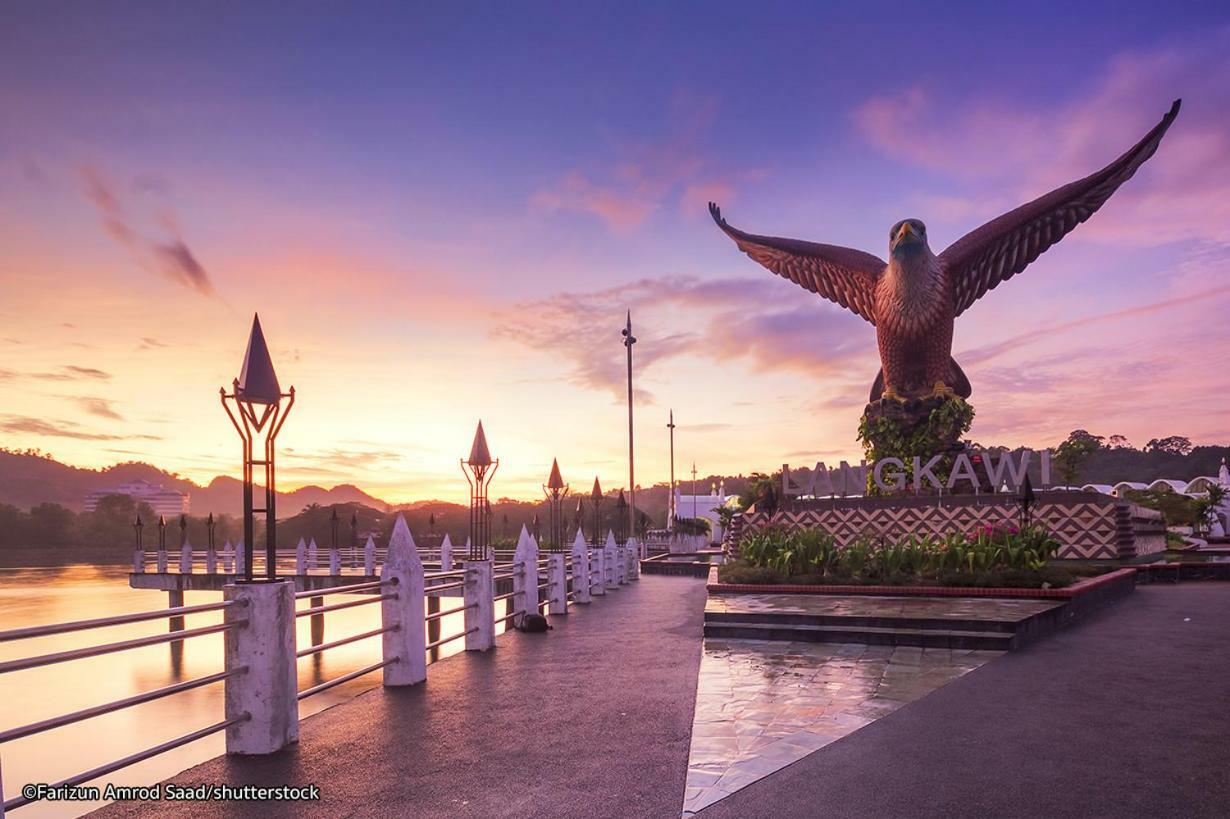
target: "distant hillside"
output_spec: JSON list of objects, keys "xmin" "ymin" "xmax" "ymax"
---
[{"xmin": 0, "ymin": 449, "xmax": 390, "ymax": 517}]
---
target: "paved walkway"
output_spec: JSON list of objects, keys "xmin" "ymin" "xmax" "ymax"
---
[
  {"xmin": 93, "ymin": 575, "xmax": 709, "ymax": 819},
  {"xmin": 697, "ymin": 583, "xmax": 1230, "ymax": 818}
]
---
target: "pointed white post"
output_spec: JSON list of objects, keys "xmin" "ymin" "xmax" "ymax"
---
[
  {"xmin": 570, "ymin": 530, "xmax": 591, "ymax": 604},
  {"xmin": 205, "ymin": 540, "xmax": 217, "ymax": 575},
  {"xmin": 591, "ymin": 537, "xmax": 606, "ymax": 597},
  {"xmin": 133, "ymin": 545, "xmax": 144, "ymax": 574},
  {"xmin": 179, "ymin": 536, "xmax": 193, "ymax": 574},
  {"xmin": 604, "ymin": 530, "xmax": 620, "ymax": 590},
  {"xmin": 364, "ymin": 535, "xmax": 376, "ymax": 575},
  {"xmin": 329, "ymin": 543, "xmax": 340, "ymax": 575},
  {"xmin": 222, "ymin": 540, "xmax": 234, "ymax": 573},
  {"xmin": 308, "ymin": 538, "xmax": 318, "ymax": 570},
  {"xmin": 440, "ymin": 534, "xmax": 453, "ymax": 571},
  {"xmin": 295, "ymin": 538, "xmax": 307, "ymax": 575},
  {"xmin": 157, "ymin": 544, "xmax": 168, "ymax": 574},
  {"xmin": 382, "ymin": 515, "xmax": 426, "ymax": 686},
  {"xmin": 512, "ymin": 526, "xmax": 539, "ymax": 623},
  {"xmin": 235, "ymin": 540, "xmax": 245, "ymax": 576},
  {"xmin": 547, "ymin": 550, "xmax": 567, "ymax": 615},
  {"xmin": 627, "ymin": 536, "xmax": 640, "ymax": 580}
]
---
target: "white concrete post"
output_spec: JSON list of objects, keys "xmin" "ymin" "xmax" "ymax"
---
[
  {"xmin": 295, "ymin": 538, "xmax": 307, "ymax": 575},
  {"xmin": 133, "ymin": 547, "xmax": 144, "ymax": 573},
  {"xmin": 157, "ymin": 546, "xmax": 167, "ymax": 574},
  {"xmin": 463, "ymin": 559, "xmax": 495, "ymax": 651},
  {"xmin": 308, "ymin": 538, "xmax": 318, "ymax": 570},
  {"xmin": 512, "ymin": 526, "xmax": 538, "ymax": 623},
  {"xmin": 381, "ymin": 515, "xmax": 426, "ymax": 686},
  {"xmin": 604, "ymin": 530, "xmax": 619, "ymax": 590},
  {"xmin": 329, "ymin": 545, "xmax": 340, "ymax": 575},
  {"xmin": 440, "ymin": 534, "xmax": 453, "ymax": 571},
  {"xmin": 591, "ymin": 541, "xmax": 606, "ymax": 597},
  {"xmin": 221, "ymin": 541, "xmax": 232, "ymax": 573},
  {"xmin": 628, "ymin": 536, "xmax": 640, "ymax": 580},
  {"xmin": 570, "ymin": 530, "xmax": 591, "ymax": 604},
  {"xmin": 223, "ymin": 579, "xmax": 297, "ymax": 755},
  {"xmin": 235, "ymin": 540, "xmax": 245, "ymax": 576},
  {"xmin": 206, "ymin": 540, "xmax": 217, "ymax": 574},
  {"xmin": 547, "ymin": 552, "xmax": 567, "ymax": 615},
  {"xmin": 364, "ymin": 535, "xmax": 376, "ymax": 575},
  {"xmin": 179, "ymin": 536, "xmax": 193, "ymax": 574}
]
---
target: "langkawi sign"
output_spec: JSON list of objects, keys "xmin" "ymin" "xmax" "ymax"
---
[{"xmin": 783, "ymin": 450, "xmax": 1052, "ymax": 497}]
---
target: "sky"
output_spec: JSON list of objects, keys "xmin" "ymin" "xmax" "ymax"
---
[{"xmin": 2, "ymin": 1, "xmax": 1228, "ymax": 504}]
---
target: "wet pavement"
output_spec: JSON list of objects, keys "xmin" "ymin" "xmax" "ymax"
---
[{"xmin": 683, "ymin": 639, "xmax": 998, "ymax": 814}]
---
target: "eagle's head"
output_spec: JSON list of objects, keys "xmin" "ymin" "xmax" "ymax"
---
[{"xmin": 889, "ymin": 219, "xmax": 930, "ymax": 259}]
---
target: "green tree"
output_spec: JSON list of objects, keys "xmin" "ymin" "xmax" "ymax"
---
[
  {"xmin": 1053, "ymin": 430, "xmax": 1103, "ymax": 486},
  {"xmin": 1144, "ymin": 436, "xmax": 1192, "ymax": 456}
]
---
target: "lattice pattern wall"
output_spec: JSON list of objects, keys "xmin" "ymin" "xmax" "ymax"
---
[{"xmin": 736, "ymin": 495, "xmax": 1152, "ymax": 560}]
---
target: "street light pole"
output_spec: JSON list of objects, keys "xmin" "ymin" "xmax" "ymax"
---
[
  {"xmin": 667, "ymin": 409, "xmax": 676, "ymax": 529},
  {"xmin": 691, "ymin": 462, "xmax": 698, "ymax": 520},
  {"xmin": 622, "ymin": 311, "xmax": 637, "ymax": 542}
]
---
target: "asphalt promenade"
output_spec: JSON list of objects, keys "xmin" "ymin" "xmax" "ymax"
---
[{"xmin": 92, "ymin": 574, "xmax": 709, "ymax": 819}]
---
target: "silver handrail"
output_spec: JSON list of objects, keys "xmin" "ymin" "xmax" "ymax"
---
[
  {"xmin": 0, "ymin": 622, "xmax": 242, "ymax": 675},
  {"xmin": 0, "ymin": 600, "xmax": 238, "ymax": 643}
]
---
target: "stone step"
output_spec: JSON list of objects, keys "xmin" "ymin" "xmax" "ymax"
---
[
  {"xmin": 703, "ymin": 619, "xmax": 1017, "ymax": 650},
  {"xmin": 704, "ymin": 609, "xmax": 1020, "ymax": 633}
]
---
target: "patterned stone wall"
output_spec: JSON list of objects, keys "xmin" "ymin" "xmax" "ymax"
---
[{"xmin": 731, "ymin": 491, "xmax": 1162, "ymax": 560}]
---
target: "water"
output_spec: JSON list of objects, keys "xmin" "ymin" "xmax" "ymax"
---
[{"xmin": 0, "ymin": 565, "xmax": 500, "ymax": 818}]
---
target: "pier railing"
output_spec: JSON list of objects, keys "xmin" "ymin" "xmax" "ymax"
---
[{"xmin": 0, "ymin": 516, "xmax": 640, "ymax": 813}]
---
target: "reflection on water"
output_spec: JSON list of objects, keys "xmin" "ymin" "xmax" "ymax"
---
[{"xmin": 0, "ymin": 565, "xmax": 505, "ymax": 818}]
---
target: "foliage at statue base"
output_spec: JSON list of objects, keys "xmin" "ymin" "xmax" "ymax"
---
[{"xmin": 857, "ymin": 394, "xmax": 975, "ymax": 495}]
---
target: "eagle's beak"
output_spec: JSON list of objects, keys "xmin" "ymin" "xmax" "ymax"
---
[{"xmin": 896, "ymin": 223, "xmax": 917, "ymax": 244}]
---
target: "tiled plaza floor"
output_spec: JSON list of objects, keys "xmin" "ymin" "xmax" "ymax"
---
[
  {"xmin": 683, "ymin": 639, "xmax": 1000, "ymax": 815},
  {"xmin": 705, "ymin": 593, "xmax": 1061, "ymax": 622}
]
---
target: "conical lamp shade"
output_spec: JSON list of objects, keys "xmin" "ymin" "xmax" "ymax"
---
[
  {"xmin": 467, "ymin": 421, "xmax": 493, "ymax": 466},
  {"xmin": 591, "ymin": 477, "xmax": 603, "ymax": 500},
  {"xmin": 547, "ymin": 458, "xmax": 565, "ymax": 490},
  {"xmin": 237, "ymin": 314, "xmax": 281, "ymax": 405}
]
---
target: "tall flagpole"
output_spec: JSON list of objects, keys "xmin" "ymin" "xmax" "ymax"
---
[{"xmin": 622, "ymin": 311, "xmax": 637, "ymax": 545}]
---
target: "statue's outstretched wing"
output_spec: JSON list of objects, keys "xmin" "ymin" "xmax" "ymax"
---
[
  {"xmin": 709, "ymin": 203, "xmax": 884, "ymax": 325},
  {"xmin": 941, "ymin": 99, "xmax": 1181, "ymax": 317}
]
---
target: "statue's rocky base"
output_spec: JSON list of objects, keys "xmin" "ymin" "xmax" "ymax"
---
[{"xmin": 858, "ymin": 395, "xmax": 975, "ymax": 494}]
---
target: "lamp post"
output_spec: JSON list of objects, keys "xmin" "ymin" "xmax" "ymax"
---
[
  {"xmin": 543, "ymin": 458, "xmax": 569, "ymax": 553},
  {"xmin": 615, "ymin": 489, "xmax": 628, "ymax": 545},
  {"xmin": 461, "ymin": 421, "xmax": 498, "ymax": 560},
  {"xmin": 220, "ymin": 313, "xmax": 295, "ymax": 582},
  {"xmin": 589, "ymin": 477, "xmax": 604, "ymax": 546},
  {"xmin": 206, "ymin": 512, "xmax": 217, "ymax": 573},
  {"xmin": 574, "ymin": 498, "xmax": 584, "ymax": 542},
  {"xmin": 133, "ymin": 515, "xmax": 144, "ymax": 562},
  {"xmin": 158, "ymin": 515, "xmax": 167, "ymax": 552},
  {"xmin": 667, "ymin": 409, "xmax": 676, "ymax": 530},
  {"xmin": 622, "ymin": 312, "xmax": 637, "ymax": 555},
  {"xmin": 691, "ymin": 462, "xmax": 698, "ymax": 520}
]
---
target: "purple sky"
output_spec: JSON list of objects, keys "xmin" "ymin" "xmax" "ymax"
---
[{"xmin": 2, "ymin": 2, "xmax": 1228, "ymax": 501}]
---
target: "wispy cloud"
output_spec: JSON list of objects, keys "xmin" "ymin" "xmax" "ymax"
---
[
  {"xmin": 494, "ymin": 275, "xmax": 875, "ymax": 401},
  {"xmin": 81, "ymin": 166, "xmax": 216, "ymax": 296},
  {"xmin": 74, "ymin": 397, "xmax": 123, "ymax": 420},
  {"xmin": 0, "ymin": 415, "xmax": 158, "ymax": 441},
  {"xmin": 1, "ymin": 366, "xmax": 113, "ymax": 382}
]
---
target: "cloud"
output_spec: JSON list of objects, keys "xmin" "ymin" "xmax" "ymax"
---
[
  {"xmin": 0, "ymin": 415, "xmax": 158, "ymax": 441},
  {"xmin": 494, "ymin": 275, "xmax": 875, "ymax": 401},
  {"xmin": 81, "ymin": 166, "xmax": 216, "ymax": 296},
  {"xmin": 852, "ymin": 30, "xmax": 1230, "ymax": 246},
  {"xmin": 531, "ymin": 94, "xmax": 754, "ymax": 231},
  {"xmin": 959, "ymin": 284, "xmax": 1230, "ymax": 367},
  {"xmin": 74, "ymin": 397, "xmax": 123, "ymax": 420},
  {"xmin": 1, "ymin": 365, "xmax": 113, "ymax": 382},
  {"xmin": 139, "ymin": 337, "xmax": 167, "ymax": 350}
]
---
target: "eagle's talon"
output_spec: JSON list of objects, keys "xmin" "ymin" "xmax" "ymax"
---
[
  {"xmin": 930, "ymin": 381, "xmax": 956, "ymax": 399},
  {"xmin": 880, "ymin": 385, "xmax": 906, "ymax": 403}
]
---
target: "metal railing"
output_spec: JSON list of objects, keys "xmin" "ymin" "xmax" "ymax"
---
[{"xmin": 2, "ymin": 525, "xmax": 641, "ymax": 811}]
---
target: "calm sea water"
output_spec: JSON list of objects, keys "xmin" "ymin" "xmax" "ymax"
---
[{"xmin": 0, "ymin": 564, "xmax": 500, "ymax": 818}]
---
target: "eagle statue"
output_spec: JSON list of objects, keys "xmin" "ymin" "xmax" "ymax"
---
[{"xmin": 710, "ymin": 99, "xmax": 1181, "ymax": 403}]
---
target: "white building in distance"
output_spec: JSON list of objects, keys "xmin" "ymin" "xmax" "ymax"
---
[{"xmin": 84, "ymin": 479, "xmax": 190, "ymax": 516}]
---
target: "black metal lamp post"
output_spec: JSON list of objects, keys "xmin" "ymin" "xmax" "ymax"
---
[
  {"xmin": 206, "ymin": 512, "xmax": 216, "ymax": 570},
  {"xmin": 543, "ymin": 458, "xmax": 570, "ymax": 552},
  {"xmin": 330, "ymin": 507, "xmax": 339, "ymax": 558},
  {"xmin": 533, "ymin": 513, "xmax": 541, "ymax": 543},
  {"xmin": 573, "ymin": 499, "xmax": 583, "ymax": 542},
  {"xmin": 622, "ymin": 312, "xmax": 637, "ymax": 557},
  {"xmin": 1020, "ymin": 473, "xmax": 1037, "ymax": 529},
  {"xmin": 158, "ymin": 515, "xmax": 167, "ymax": 552},
  {"xmin": 589, "ymin": 477, "xmax": 604, "ymax": 546},
  {"xmin": 221, "ymin": 313, "xmax": 295, "ymax": 582},
  {"xmin": 615, "ymin": 489, "xmax": 628, "ymax": 545},
  {"xmin": 179, "ymin": 513, "xmax": 188, "ymax": 550},
  {"xmin": 133, "ymin": 515, "xmax": 144, "ymax": 552},
  {"xmin": 461, "ymin": 421, "xmax": 498, "ymax": 560}
]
